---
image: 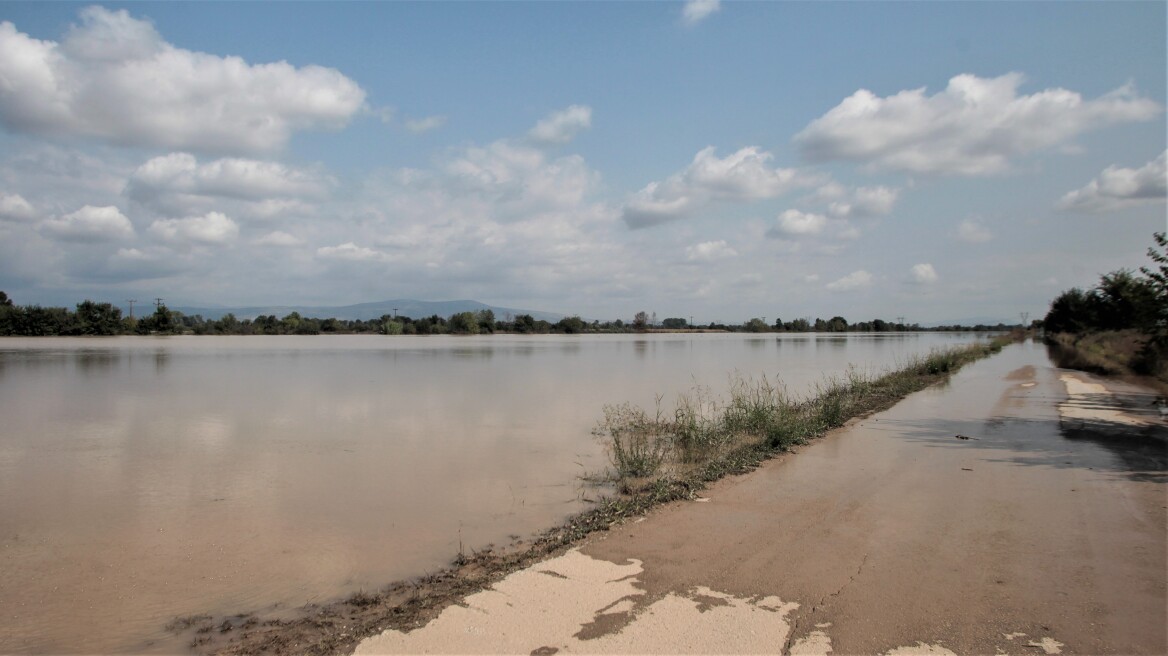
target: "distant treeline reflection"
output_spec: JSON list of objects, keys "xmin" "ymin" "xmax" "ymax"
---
[{"xmin": 0, "ymin": 292, "xmax": 1020, "ymax": 337}]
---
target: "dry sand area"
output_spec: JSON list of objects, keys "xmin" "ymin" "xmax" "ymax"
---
[{"xmin": 356, "ymin": 340, "xmax": 1167, "ymax": 655}]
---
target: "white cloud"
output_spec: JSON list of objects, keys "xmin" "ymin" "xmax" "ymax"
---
[
  {"xmin": 148, "ymin": 211, "xmax": 239, "ymax": 245},
  {"xmin": 623, "ymin": 146, "xmax": 814, "ymax": 228},
  {"xmin": 41, "ymin": 205, "xmax": 134, "ymax": 241},
  {"xmin": 442, "ymin": 140, "xmax": 600, "ymax": 218},
  {"xmin": 254, "ymin": 230, "xmax": 304, "ymax": 247},
  {"xmin": 127, "ymin": 153, "xmax": 331, "ymax": 203},
  {"xmin": 0, "ymin": 7, "xmax": 366, "ymax": 155},
  {"xmin": 772, "ymin": 209, "xmax": 827, "ymax": 236},
  {"xmin": 0, "ymin": 192, "xmax": 36, "ymax": 222},
  {"xmin": 317, "ymin": 242, "xmax": 383, "ymax": 262},
  {"xmin": 528, "ymin": 105, "xmax": 593, "ymax": 145},
  {"xmin": 682, "ymin": 0, "xmax": 721, "ymax": 26},
  {"xmin": 405, "ymin": 115, "xmax": 447, "ymax": 134},
  {"xmin": 825, "ymin": 270, "xmax": 873, "ymax": 292},
  {"xmin": 828, "ymin": 185, "xmax": 900, "ymax": 218},
  {"xmin": 910, "ymin": 263, "xmax": 938, "ymax": 284},
  {"xmin": 1058, "ymin": 150, "xmax": 1167, "ymax": 213},
  {"xmin": 686, "ymin": 240, "xmax": 737, "ymax": 262},
  {"xmin": 796, "ymin": 73, "xmax": 1162, "ymax": 175},
  {"xmin": 957, "ymin": 218, "xmax": 993, "ymax": 243}
]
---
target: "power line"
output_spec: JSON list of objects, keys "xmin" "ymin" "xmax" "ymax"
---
[{"xmin": 125, "ymin": 299, "xmax": 137, "ymax": 319}]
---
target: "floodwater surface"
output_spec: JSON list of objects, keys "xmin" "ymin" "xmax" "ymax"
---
[{"xmin": 0, "ymin": 332, "xmax": 985, "ymax": 653}]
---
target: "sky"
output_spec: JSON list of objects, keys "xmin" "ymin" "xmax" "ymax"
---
[{"xmin": 0, "ymin": 1, "xmax": 1164, "ymax": 325}]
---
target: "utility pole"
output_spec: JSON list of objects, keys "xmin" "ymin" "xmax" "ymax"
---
[
  {"xmin": 1020, "ymin": 312, "xmax": 1029, "ymax": 327},
  {"xmin": 154, "ymin": 297, "xmax": 164, "ymax": 309},
  {"xmin": 125, "ymin": 299, "xmax": 137, "ymax": 319},
  {"xmin": 896, "ymin": 316, "xmax": 906, "ymax": 331},
  {"xmin": 393, "ymin": 307, "xmax": 398, "ymax": 318},
  {"xmin": 689, "ymin": 315, "xmax": 693, "ymax": 328}
]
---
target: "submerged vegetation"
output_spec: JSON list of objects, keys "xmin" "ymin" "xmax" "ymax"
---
[
  {"xmin": 593, "ymin": 337, "xmax": 1018, "ymax": 487},
  {"xmin": 1042, "ymin": 232, "xmax": 1167, "ymax": 385}
]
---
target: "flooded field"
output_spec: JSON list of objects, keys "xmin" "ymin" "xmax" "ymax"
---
[{"xmin": 0, "ymin": 332, "xmax": 986, "ymax": 653}]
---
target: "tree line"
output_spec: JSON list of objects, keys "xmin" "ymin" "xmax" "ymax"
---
[
  {"xmin": 1042, "ymin": 232, "xmax": 1166, "ymax": 377},
  {"xmin": 1, "ymin": 292, "xmax": 1021, "ymax": 338}
]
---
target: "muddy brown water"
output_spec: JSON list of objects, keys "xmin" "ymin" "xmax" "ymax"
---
[{"xmin": 0, "ymin": 332, "xmax": 986, "ymax": 653}]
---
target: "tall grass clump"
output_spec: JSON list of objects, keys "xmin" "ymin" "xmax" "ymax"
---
[
  {"xmin": 594, "ymin": 400, "xmax": 670, "ymax": 478},
  {"xmin": 593, "ymin": 335, "xmax": 1019, "ymax": 490}
]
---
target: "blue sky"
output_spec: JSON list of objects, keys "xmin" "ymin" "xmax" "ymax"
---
[{"xmin": 0, "ymin": 1, "xmax": 1164, "ymax": 324}]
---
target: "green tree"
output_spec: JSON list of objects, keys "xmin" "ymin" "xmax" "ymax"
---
[
  {"xmin": 1140, "ymin": 232, "xmax": 1168, "ymax": 336},
  {"xmin": 449, "ymin": 311, "xmax": 480, "ymax": 334},
  {"xmin": 75, "ymin": 300, "xmax": 123, "ymax": 335},
  {"xmin": 1095, "ymin": 269, "xmax": 1157, "ymax": 331},
  {"xmin": 555, "ymin": 315, "xmax": 585, "ymax": 333},
  {"xmin": 513, "ymin": 314, "xmax": 536, "ymax": 334},
  {"xmin": 744, "ymin": 317, "xmax": 768, "ymax": 332},
  {"xmin": 661, "ymin": 317, "xmax": 687, "ymax": 329},
  {"xmin": 476, "ymin": 309, "xmax": 496, "ymax": 334},
  {"xmin": 632, "ymin": 311, "xmax": 649, "ymax": 331},
  {"xmin": 1044, "ymin": 287, "xmax": 1101, "ymax": 334}
]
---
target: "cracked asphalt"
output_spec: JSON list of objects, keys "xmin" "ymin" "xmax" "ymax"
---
[{"xmin": 356, "ymin": 341, "xmax": 1167, "ymax": 655}]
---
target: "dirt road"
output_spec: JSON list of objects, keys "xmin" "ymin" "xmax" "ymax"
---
[{"xmin": 355, "ymin": 341, "xmax": 1167, "ymax": 655}]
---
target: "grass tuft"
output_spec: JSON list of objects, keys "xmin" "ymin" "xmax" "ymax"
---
[{"xmin": 593, "ymin": 335, "xmax": 1018, "ymax": 488}]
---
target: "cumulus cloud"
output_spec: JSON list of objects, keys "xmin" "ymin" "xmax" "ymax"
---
[
  {"xmin": 0, "ymin": 192, "xmax": 36, "ymax": 222},
  {"xmin": 1058, "ymin": 150, "xmax": 1167, "ymax": 213},
  {"xmin": 528, "ymin": 105, "xmax": 593, "ymax": 145},
  {"xmin": 442, "ymin": 140, "xmax": 600, "ymax": 218},
  {"xmin": 825, "ymin": 270, "xmax": 873, "ymax": 292},
  {"xmin": 686, "ymin": 240, "xmax": 737, "ymax": 262},
  {"xmin": 957, "ymin": 218, "xmax": 993, "ymax": 243},
  {"xmin": 127, "ymin": 153, "xmax": 330, "ymax": 203},
  {"xmin": 796, "ymin": 73, "xmax": 1162, "ymax": 175},
  {"xmin": 623, "ymin": 146, "xmax": 814, "ymax": 228},
  {"xmin": 148, "ymin": 211, "xmax": 239, "ymax": 245},
  {"xmin": 827, "ymin": 185, "xmax": 900, "ymax": 218},
  {"xmin": 254, "ymin": 230, "xmax": 304, "ymax": 247},
  {"xmin": 682, "ymin": 0, "xmax": 721, "ymax": 25},
  {"xmin": 41, "ymin": 205, "xmax": 134, "ymax": 241},
  {"xmin": 910, "ymin": 263, "xmax": 938, "ymax": 284},
  {"xmin": 317, "ymin": 242, "xmax": 383, "ymax": 262},
  {"xmin": 405, "ymin": 115, "xmax": 447, "ymax": 134},
  {"xmin": 771, "ymin": 209, "xmax": 827, "ymax": 236},
  {"xmin": 0, "ymin": 7, "xmax": 366, "ymax": 155}
]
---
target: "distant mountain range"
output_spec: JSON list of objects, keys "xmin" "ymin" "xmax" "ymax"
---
[{"xmin": 171, "ymin": 300, "xmax": 566, "ymax": 323}]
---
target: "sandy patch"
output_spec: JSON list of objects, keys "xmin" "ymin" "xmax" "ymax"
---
[
  {"xmin": 790, "ymin": 629, "xmax": 832, "ymax": 654},
  {"xmin": 1058, "ymin": 374, "xmax": 1149, "ymax": 427},
  {"xmin": 354, "ymin": 548, "xmax": 798, "ymax": 654}
]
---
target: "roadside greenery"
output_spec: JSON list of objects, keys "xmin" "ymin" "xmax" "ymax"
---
[
  {"xmin": 1042, "ymin": 232, "xmax": 1167, "ymax": 383},
  {"xmin": 594, "ymin": 336, "xmax": 1017, "ymax": 487}
]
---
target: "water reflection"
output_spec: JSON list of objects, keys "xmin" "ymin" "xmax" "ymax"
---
[{"xmin": 76, "ymin": 349, "xmax": 120, "ymax": 374}]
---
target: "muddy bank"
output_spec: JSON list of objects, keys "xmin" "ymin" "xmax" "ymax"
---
[{"xmin": 353, "ymin": 340, "xmax": 1166, "ymax": 654}]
